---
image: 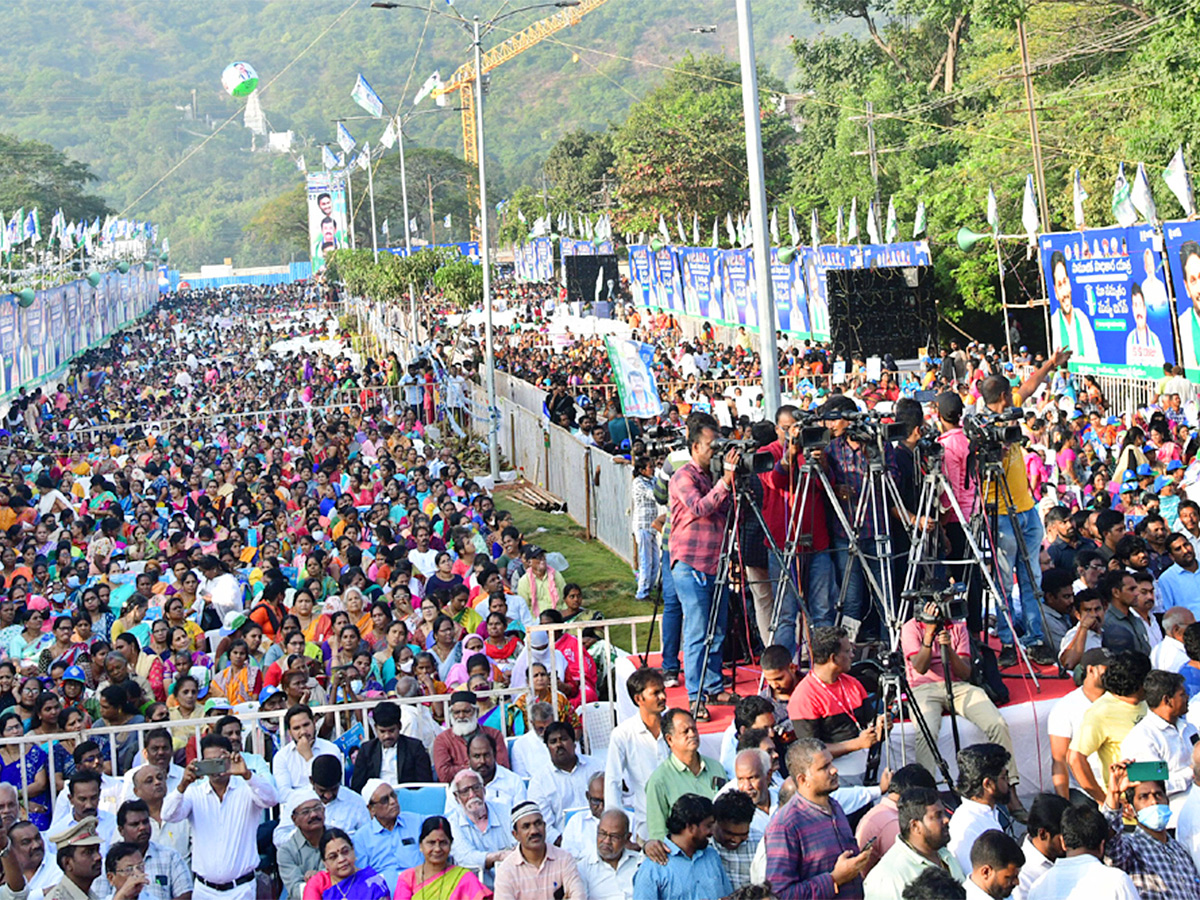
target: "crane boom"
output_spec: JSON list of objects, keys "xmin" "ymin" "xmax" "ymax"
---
[{"xmin": 432, "ymin": 0, "xmax": 612, "ymax": 165}]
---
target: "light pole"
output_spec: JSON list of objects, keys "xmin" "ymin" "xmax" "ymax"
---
[
  {"xmin": 372, "ymin": 0, "xmax": 580, "ymax": 484},
  {"xmin": 735, "ymin": 0, "xmax": 781, "ymax": 416}
]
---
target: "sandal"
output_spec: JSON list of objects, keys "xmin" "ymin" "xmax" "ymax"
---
[
  {"xmin": 694, "ymin": 705, "xmax": 711, "ymax": 722},
  {"xmin": 708, "ymin": 690, "xmax": 740, "ymax": 705}
]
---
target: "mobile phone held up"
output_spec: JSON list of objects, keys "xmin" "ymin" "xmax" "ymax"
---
[
  {"xmin": 194, "ymin": 758, "xmax": 229, "ymax": 777},
  {"xmin": 1125, "ymin": 760, "xmax": 1169, "ymax": 783}
]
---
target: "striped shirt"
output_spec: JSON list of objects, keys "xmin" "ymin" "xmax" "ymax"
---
[
  {"xmin": 764, "ymin": 793, "xmax": 863, "ymax": 899},
  {"xmin": 667, "ymin": 461, "xmax": 731, "ymax": 576}
]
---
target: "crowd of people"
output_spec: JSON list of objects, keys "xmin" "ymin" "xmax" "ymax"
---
[{"xmin": 0, "ymin": 270, "xmax": 1197, "ymax": 900}]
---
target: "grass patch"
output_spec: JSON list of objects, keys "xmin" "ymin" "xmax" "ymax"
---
[{"xmin": 504, "ymin": 502, "xmax": 658, "ymax": 653}]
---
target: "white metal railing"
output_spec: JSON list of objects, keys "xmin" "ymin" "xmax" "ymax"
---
[{"xmin": 0, "ymin": 686, "xmax": 526, "ymax": 813}]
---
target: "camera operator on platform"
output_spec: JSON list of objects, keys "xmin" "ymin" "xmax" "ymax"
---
[
  {"xmin": 977, "ymin": 351, "xmax": 1071, "ymax": 669},
  {"xmin": 668, "ymin": 412, "xmax": 740, "ymax": 715},
  {"xmin": 815, "ymin": 394, "xmax": 901, "ymax": 642},
  {"xmin": 900, "ymin": 600, "xmax": 1021, "ymax": 814},
  {"xmin": 935, "ymin": 391, "xmax": 985, "ymax": 635}
]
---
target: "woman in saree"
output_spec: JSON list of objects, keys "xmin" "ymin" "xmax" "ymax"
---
[
  {"xmin": 394, "ymin": 816, "xmax": 491, "ymax": 900},
  {"xmin": 302, "ymin": 827, "xmax": 391, "ymax": 900}
]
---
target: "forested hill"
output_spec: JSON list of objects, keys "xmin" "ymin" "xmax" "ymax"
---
[{"xmin": 0, "ymin": 0, "xmax": 827, "ymax": 267}]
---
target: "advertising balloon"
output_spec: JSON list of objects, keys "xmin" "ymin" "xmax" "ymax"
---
[{"xmin": 222, "ymin": 62, "xmax": 259, "ymax": 98}]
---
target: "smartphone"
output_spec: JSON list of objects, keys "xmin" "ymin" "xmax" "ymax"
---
[
  {"xmin": 194, "ymin": 758, "xmax": 229, "ymax": 777},
  {"xmin": 862, "ymin": 836, "xmax": 879, "ymax": 853},
  {"xmin": 1125, "ymin": 760, "xmax": 1169, "ymax": 783}
]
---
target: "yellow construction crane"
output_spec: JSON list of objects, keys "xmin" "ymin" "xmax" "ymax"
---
[{"xmin": 432, "ymin": 0, "xmax": 612, "ymax": 167}]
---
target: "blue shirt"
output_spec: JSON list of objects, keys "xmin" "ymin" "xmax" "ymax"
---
[
  {"xmin": 1159, "ymin": 564, "xmax": 1200, "ymax": 616},
  {"xmin": 631, "ymin": 838, "xmax": 733, "ymax": 900},
  {"xmin": 352, "ymin": 812, "xmax": 424, "ymax": 894}
]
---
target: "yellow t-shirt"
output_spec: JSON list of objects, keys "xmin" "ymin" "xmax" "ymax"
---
[
  {"xmin": 983, "ymin": 391, "xmax": 1035, "ymax": 513},
  {"xmin": 1069, "ymin": 692, "xmax": 1146, "ymax": 777}
]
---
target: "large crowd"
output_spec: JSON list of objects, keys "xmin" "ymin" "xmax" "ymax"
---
[{"xmin": 0, "ymin": 274, "xmax": 1195, "ymax": 900}]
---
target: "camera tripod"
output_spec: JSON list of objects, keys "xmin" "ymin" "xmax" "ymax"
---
[{"xmin": 869, "ymin": 652, "xmax": 960, "ymax": 797}]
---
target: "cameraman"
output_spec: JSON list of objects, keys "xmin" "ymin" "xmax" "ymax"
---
[
  {"xmin": 978, "ymin": 356, "xmax": 1070, "ymax": 669},
  {"xmin": 901, "ymin": 601, "xmax": 1019, "ymax": 805},
  {"xmin": 935, "ymin": 392, "xmax": 984, "ymax": 634},
  {"xmin": 668, "ymin": 412, "xmax": 739, "ymax": 711},
  {"xmin": 816, "ymin": 394, "xmax": 900, "ymax": 642}
]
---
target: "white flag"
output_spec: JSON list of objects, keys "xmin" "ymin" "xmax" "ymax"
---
[
  {"xmin": 769, "ymin": 208, "xmax": 779, "ymax": 245},
  {"xmin": 811, "ymin": 209, "xmax": 819, "ymax": 249},
  {"xmin": 413, "ymin": 71, "xmax": 442, "ymax": 106},
  {"xmin": 410, "ymin": 217, "xmax": 419, "ymax": 234},
  {"xmin": 322, "ymin": 145, "xmax": 337, "ymax": 170},
  {"xmin": 1021, "ymin": 174, "xmax": 1039, "ymax": 247},
  {"xmin": 884, "ymin": 197, "xmax": 897, "ymax": 243},
  {"xmin": 676, "ymin": 213, "xmax": 687, "ymax": 243},
  {"xmin": 1112, "ymin": 162, "xmax": 1137, "ymax": 227},
  {"xmin": 357, "ymin": 143, "xmax": 370, "ymax": 170},
  {"xmin": 866, "ymin": 201, "xmax": 880, "ymax": 244},
  {"xmin": 1164, "ymin": 146, "xmax": 1196, "ymax": 217},
  {"xmin": 725, "ymin": 213, "xmax": 736, "ymax": 247},
  {"xmin": 836, "ymin": 206, "xmax": 845, "ymax": 245},
  {"xmin": 986, "ymin": 185, "xmax": 998, "ymax": 234},
  {"xmin": 1132, "ymin": 161, "xmax": 1158, "ymax": 225},
  {"xmin": 658, "ymin": 215, "xmax": 671, "ymax": 243},
  {"xmin": 351, "ymin": 73, "xmax": 385, "ymax": 118},
  {"xmin": 443, "ymin": 213, "xmax": 452, "ymax": 228},
  {"xmin": 1073, "ymin": 169, "xmax": 1088, "ymax": 230},
  {"xmin": 336, "ymin": 122, "xmax": 356, "ymax": 154},
  {"xmin": 295, "ymin": 155, "xmax": 306, "ymax": 173},
  {"xmin": 712, "ymin": 217, "xmax": 719, "ymax": 249},
  {"xmin": 913, "ymin": 201, "xmax": 926, "ymax": 238},
  {"xmin": 847, "ymin": 198, "xmax": 859, "ymax": 243},
  {"xmin": 381, "ymin": 219, "xmax": 389, "ymax": 235},
  {"xmin": 788, "ymin": 207, "xmax": 799, "ymax": 246},
  {"xmin": 692, "ymin": 212, "xmax": 700, "ymax": 245},
  {"xmin": 380, "ymin": 118, "xmax": 398, "ymax": 150}
]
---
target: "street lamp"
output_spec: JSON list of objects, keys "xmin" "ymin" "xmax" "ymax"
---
[{"xmin": 373, "ymin": 0, "xmax": 581, "ymax": 483}]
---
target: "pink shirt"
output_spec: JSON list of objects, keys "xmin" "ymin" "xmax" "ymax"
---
[
  {"xmin": 936, "ymin": 428, "xmax": 975, "ymax": 523},
  {"xmin": 900, "ymin": 619, "xmax": 970, "ymax": 687}
]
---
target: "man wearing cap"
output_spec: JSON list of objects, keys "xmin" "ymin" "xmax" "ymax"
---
[
  {"xmin": 348, "ymin": 700, "xmax": 433, "ymax": 793},
  {"xmin": 431, "ymin": 691, "xmax": 511, "ymax": 784},
  {"xmin": 508, "ymin": 631, "xmax": 566, "ymax": 692},
  {"xmin": 271, "ymin": 705, "xmax": 342, "ymax": 804},
  {"xmin": 112, "ymin": 799, "xmax": 192, "ymax": 900},
  {"xmin": 351, "ymin": 779, "xmax": 422, "ymax": 894},
  {"xmin": 161, "ymin": 734, "xmax": 278, "ymax": 900},
  {"xmin": 36, "ymin": 816, "xmax": 106, "ymax": 900},
  {"xmin": 276, "ymin": 789, "xmax": 325, "ymax": 900},
  {"xmin": 445, "ymin": 768, "xmax": 513, "ymax": 888},
  {"xmin": 493, "ymin": 800, "xmax": 585, "ymax": 900}
]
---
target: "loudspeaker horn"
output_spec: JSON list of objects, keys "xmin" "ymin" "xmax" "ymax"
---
[{"xmin": 956, "ymin": 227, "xmax": 992, "ymax": 252}]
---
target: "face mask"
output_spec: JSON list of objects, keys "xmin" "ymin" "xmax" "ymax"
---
[
  {"xmin": 399, "ymin": 660, "xmax": 414, "ymax": 674},
  {"xmin": 66, "ymin": 576, "xmax": 80, "ymax": 588},
  {"xmin": 1136, "ymin": 803, "xmax": 1171, "ymax": 832}
]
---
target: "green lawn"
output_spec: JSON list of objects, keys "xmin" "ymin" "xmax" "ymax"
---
[{"xmin": 504, "ymin": 502, "xmax": 658, "ymax": 653}]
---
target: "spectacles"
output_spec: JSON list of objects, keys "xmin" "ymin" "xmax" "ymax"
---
[
  {"xmin": 114, "ymin": 862, "xmax": 146, "ymax": 875},
  {"xmin": 454, "ymin": 784, "xmax": 485, "ymax": 797},
  {"xmin": 369, "ymin": 791, "xmax": 398, "ymax": 806},
  {"xmin": 597, "ymin": 829, "xmax": 627, "ymax": 841},
  {"xmin": 586, "ymin": 795, "xmax": 605, "ymax": 805}
]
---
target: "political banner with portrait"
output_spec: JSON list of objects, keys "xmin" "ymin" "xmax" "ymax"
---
[
  {"xmin": 1162, "ymin": 220, "xmax": 1200, "ymax": 381},
  {"xmin": 677, "ymin": 248, "xmax": 724, "ymax": 321},
  {"xmin": 0, "ymin": 302, "xmax": 16, "ymax": 396},
  {"xmin": 649, "ymin": 246, "xmax": 681, "ymax": 312},
  {"xmin": 772, "ymin": 249, "xmax": 809, "ymax": 337},
  {"xmin": 722, "ymin": 249, "xmax": 758, "ymax": 328},
  {"xmin": 604, "ymin": 335, "xmax": 664, "ymax": 419},
  {"xmin": 306, "ymin": 171, "xmax": 349, "ymax": 272},
  {"xmin": 862, "ymin": 240, "xmax": 932, "ymax": 268},
  {"xmin": 560, "ymin": 238, "xmax": 614, "ymax": 258},
  {"xmin": 533, "ymin": 237, "xmax": 554, "ymax": 282},
  {"xmin": 628, "ymin": 245, "xmax": 653, "ymax": 308},
  {"xmin": 1040, "ymin": 225, "xmax": 1170, "ymax": 378}
]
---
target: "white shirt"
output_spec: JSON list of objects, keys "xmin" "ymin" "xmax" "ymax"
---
[
  {"xmin": 380, "ymin": 744, "xmax": 398, "ymax": 786},
  {"xmin": 50, "ymin": 773, "xmax": 124, "ymax": 831},
  {"xmin": 120, "ymin": 762, "xmax": 184, "ymax": 802},
  {"xmin": 560, "ymin": 811, "xmax": 600, "ymax": 860},
  {"xmin": 1176, "ymin": 782, "xmax": 1200, "ymax": 874},
  {"xmin": 1027, "ymin": 852, "xmax": 1141, "ymax": 900},
  {"xmin": 604, "ymin": 713, "xmax": 669, "ymax": 841},
  {"xmin": 1120, "ymin": 709, "xmax": 1198, "ymax": 797},
  {"xmin": 481, "ymin": 764, "xmax": 527, "ymax": 812},
  {"xmin": 161, "ymin": 773, "xmax": 279, "ymax": 883},
  {"xmin": 965, "ymin": 876, "xmax": 995, "ymax": 900},
  {"xmin": 408, "ymin": 547, "xmax": 439, "ymax": 578},
  {"xmin": 24, "ymin": 850, "xmax": 61, "ymax": 896},
  {"xmin": 1047, "ymin": 687, "xmax": 1104, "ymax": 790},
  {"xmin": 1012, "ymin": 836, "xmax": 1053, "ymax": 900},
  {"xmin": 47, "ymin": 809, "xmax": 117, "ymax": 856},
  {"xmin": 948, "ymin": 798, "xmax": 1003, "ymax": 876},
  {"xmin": 528, "ymin": 753, "xmax": 601, "ymax": 840},
  {"xmin": 579, "ymin": 847, "xmax": 641, "ymax": 900},
  {"xmin": 271, "ymin": 737, "xmax": 343, "ymax": 802},
  {"xmin": 1058, "ymin": 624, "xmax": 1102, "ymax": 664},
  {"xmin": 273, "ymin": 784, "xmax": 371, "ymax": 848},
  {"xmin": 509, "ymin": 731, "xmax": 551, "ymax": 778},
  {"xmin": 1153, "ymin": 636, "xmax": 1190, "ymax": 674}
]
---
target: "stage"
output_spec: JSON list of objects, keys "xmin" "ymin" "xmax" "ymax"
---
[{"xmin": 613, "ymin": 652, "xmax": 1074, "ymax": 794}]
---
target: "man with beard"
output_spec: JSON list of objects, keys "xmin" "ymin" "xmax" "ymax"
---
[
  {"xmin": 864, "ymin": 787, "xmax": 963, "ymax": 900},
  {"xmin": 271, "ymin": 705, "xmax": 342, "ymax": 805},
  {"xmin": 948, "ymin": 744, "xmax": 1015, "ymax": 876},
  {"xmin": 431, "ymin": 691, "xmax": 510, "ymax": 784},
  {"xmin": 493, "ymin": 800, "xmax": 585, "ymax": 899},
  {"xmin": 113, "ymin": 799, "xmax": 192, "ymax": 900},
  {"xmin": 1048, "ymin": 250, "xmax": 1099, "ymax": 362},
  {"xmin": 466, "ymin": 731, "xmax": 526, "ymax": 812},
  {"xmin": 444, "ymin": 768, "xmax": 512, "ymax": 888},
  {"xmin": 631, "ymin": 794, "xmax": 732, "ymax": 900},
  {"xmin": 1159, "ymin": 532, "xmax": 1200, "ymax": 615},
  {"xmin": 579, "ymin": 809, "xmax": 640, "ymax": 900},
  {"xmin": 527, "ymin": 722, "xmax": 600, "ymax": 843}
]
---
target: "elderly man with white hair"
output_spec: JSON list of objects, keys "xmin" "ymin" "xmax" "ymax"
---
[
  {"xmin": 1153, "ymin": 607, "xmax": 1196, "ymax": 672},
  {"xmin": 352, "ymin": 778, "xmax": 423, "ymax": 894},
  {"xmin": 717, "ymin": 748, "xmax": 778, "ymax": 832},
  {"xmin": 444, "ymin": 767, "xmax": 514, "ymax": 887}
]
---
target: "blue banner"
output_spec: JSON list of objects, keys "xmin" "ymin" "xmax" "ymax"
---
[
  {"xmin": 771, "ymin": 249, "xmax": 809, "ymax": 337},
  {"xmin": 534, "ymin": 237, "xmax": 554, "ymax": 281},
  {"xmin": 862, "ymin": 240, "xmax": 932, "ymax": 268},
  {"xmin": 628, "ymin": 245, "xmax": 653, "ymax": 308},
  {"xmin": 561, "ymin": 238, "xmax": 614, "ymax": 258},
  {"xmin": 677, "ymin": 248, "xmax": 724, "ymax": 320},
  {"xmin": 1163, "ymin": 220, "xmax": 1200, "ymax": 381},
  {"xmin": 721, "ymin": 249, "xmax": 758, "ymax": 328},
  {"xmin": 650, "ymin": 246, "xmax": 681, "ymax": 312},
  {"xmin": 1040, "ymin": 225, "xmax": 1169, "ymax": 378}
]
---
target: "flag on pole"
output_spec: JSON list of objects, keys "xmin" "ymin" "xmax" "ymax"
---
[
  {"xmin": 712, "ymin": 217, "xmax": 719, "ymax": 249},
  {"xmin": 413, "ymin": 71, "xmax": 442, "ymax": 106},
  {"xmin": 769, "ymin": 208, "xmax": 779, "ymax": 245},
  {"xmin": 810, "ymin": 209, "xmax": 819, "ymax": 249},
  {"xmin": 866, "ymin": 201, "xmax": 880, "ymax": 244},
  {"xmin": 836, "ymin": 206, "xmax": 845, "ymax": 245},
  {"xmin": 725, "ymin": 213, "xmax": 736, "ymax": 247},
  {"xmin": 692, "ymin": 212, "xmax": 700, "ymax": 245},
  {"xmin": 884, "ymin": 197, "xmax": 897, "ymax": 243},
  {"xmin": 295, "ymin": 155, "xmax": 307, "ymax": 173},
  {"xmin": 380, "ymin": 118, "xmax": 398, "ymax": 149},
  {"xmin": 1131, "ymin": 162, "xmax": 1157, "ymax": 225},
  {"xmin": 1021, "ymin": 174, "xmax": 1039, "ymax": 250},
  {"xmin": 604, "ymin": 336, "xmax": 664, "ymax": 419},
  {"xmin": 847, "ymin": 198, "xmax": 859, "ymax": 243},
  {"xmin": 322, "ymin": 145, "xmax": 337, "ymax": 170},
  {"xmin": 351, "ymin": 74, "xmax": 385, "ymax": 118},
  {"xmin": 1073, "ymin": 169, "xmax": 1088, "ymax": 230},
  {"xmin": 1112, "ymin": 162, "xmax": 1137, "ymax": 227},
  {"xmin": 675, "ymin": 212, "xmax": 687, "ymax": 243},
  {"xmin": 24, "ymin": 209, "xmax": 39, "ymax": 245},
  {"xmin": 986, "ymin": 185, "xmax": 998, "ymax": 234},
  {"xmin": 443, "ymin": 213, "xmax": 452, "ymax": 228},
  {"xmin": 381, "ymin": 219, "xmax": 389, "ymax": 236},
  {"xmin": 658, "ymin": 215, "xmax": 671, "ymax": 243},
  {"xmin": 336, "ymin": 122, "xmax": 356, "ymax": 154},
  {"xmin": 788, "ymin": 207, "xmax": 799, "ymax": 246},
  {"xmin": 357, "ymin": 144, "xmax": 370, "ymax": 171},
  {"xmin": 410, "ymin": 217, "xmax": 418, "ymax": 234},
  {"xmin": 1164, "ymin": 146, "xmax": 1196, "ymax": 217},
  {"xmin": 913, "ymin": 201, "xmax": 926, "ymax": 238}
]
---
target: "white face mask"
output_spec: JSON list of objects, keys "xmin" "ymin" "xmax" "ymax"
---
[{"xmin": 399, "ymin": 660, "xmax": 414, "ymax": 674}]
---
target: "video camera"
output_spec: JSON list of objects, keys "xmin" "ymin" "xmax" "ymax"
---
[
  {"xmin": 642, "ymin": 425, "xmax": 686, "ymax": 457},
  {"xmin": 842, "ymin": 411, "xmax": 910, "ymax": 446},
  {"xmin": 709, "ymin": 437, "xmax": 775, "ymax": 480},
  {"xmin": 962, "ymin": 408, "xmax": 1025, "ymax": 448},
  {"xmin": 906, "ymin": 582, "xmax": 969, "ymax": 629}
]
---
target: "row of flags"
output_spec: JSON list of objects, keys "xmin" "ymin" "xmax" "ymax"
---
[{"xmin": 0, "ymin": 210, "xmax": 160, "ymax": 255}]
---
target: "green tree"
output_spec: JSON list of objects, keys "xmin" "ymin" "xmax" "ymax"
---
[
  {"xmin": 0, "ymin": 133, "xmax": 111, "ymax": 222},
  {"xmin": 244, "ymin": 183, "xmax": 306, "ymax": 259},
  {"xmin": 543, "ymin": 128, "xmax": 616, "ymax": 213}
]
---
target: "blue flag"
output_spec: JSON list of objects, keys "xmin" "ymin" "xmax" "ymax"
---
[{"xmin": 351, "ymin": 74, "xmax": 385, "ymax": 118}]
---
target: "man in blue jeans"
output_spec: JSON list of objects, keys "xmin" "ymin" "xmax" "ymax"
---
[
  {"xmin": 978, "ymin": 356, "xmax": 1070, "ymax": 669},
  {"xmin": 669, "ymin": 413, "xmax": 739, "ymax": 715},
  {"xmin": 654, "ymin": 449, "xmax": 689, "ymax": 687}
]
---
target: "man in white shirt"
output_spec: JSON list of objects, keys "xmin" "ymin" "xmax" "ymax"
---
[
  {"xmin": 1120, "ymin": 668, "xmax": 1198, "ymax": 819},
  {"xmin": 1152, "ymin": 607, "xmax": 1195, "ymax": 672},
  {"xmin": 965, "ymin": 830, "xmax": 1024, "ymax": 900},
  {"xmin": 579, "ymin": 808, "xmax": 641, "ymax": 900},
  {"xmin": 948, "ymin": 744, "xmax": 1011, "ymax": 876},
  {"xmin": 604, "ymin": 667, "xmax": 669, "ymax": 842},
  {"xmin": 275, "ymin": 753, "xmax": 370, "ymax": 849},
  {"xmin": 7, "ymin": 820, "xmax": 60, "ymax": 897},
  {"xmin": 466, "ymin": 731, "xmax": 525, "ymax": 813},
  {"xmin": 51, "ymin": 770, "xmax": 117, "ymax": 856},
  {"xmin": 508, "ymin": 702, "xmax": 553, "ymax": 778},
  {"xmin": 1012, "ymin": 793, "xmax": 1069, "ymax": 900},
  {"xmin": 162, "ymin": 734, "xmax": 279, "ymax": 900},
  {"xmin": 527, "ymin": 722, "xmax": 602, "ymax": 843},
  {"xmin": 50, "ymin": 740, "xmax": 124, "ymax": 830},
  {"xmin": 1027, "ymin": 803, "xmax": 1140, "ymax": 900},
  {"xmin": 121, "ymin": 728, "xmax": 185, "ymax": 801},
  {"xmin": 444, "ymin": 769, "xmax": 513, "ymax": 887},
  {"xmin": 1175, "ymin": 741, "xmax": 1200, "ymax": 873},
  {"xmin": 1047, "ymin": 648, "xmax": 1108, "ymax": 799},
  {"xmin": 560, "ymin": 773, "xmax": 606, "ymax": 859},
  {"xmin": 271, "ymin": 704, "xmax": 343, "ymax": 804}
]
